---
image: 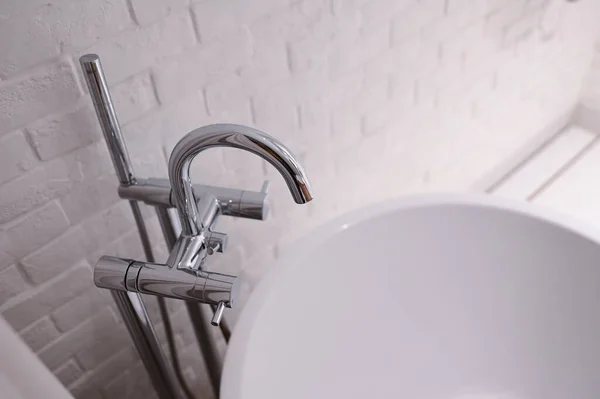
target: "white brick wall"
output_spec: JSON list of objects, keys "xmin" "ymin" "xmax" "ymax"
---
[
  {"xmin": 581, "ymin": 39, "xmax": 600, "ymax": 116},
  {"xmin": 1, "ymin": 0, "xmax": 599, "ymax": 398}
]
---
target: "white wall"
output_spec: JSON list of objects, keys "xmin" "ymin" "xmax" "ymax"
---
[
  {"xmin": 579, "ymin": 37, "xmax": 600, "ymax": 125},
  {"xmin": 0, "ymin": 0, "xmax": 598, "ymax": 397}
]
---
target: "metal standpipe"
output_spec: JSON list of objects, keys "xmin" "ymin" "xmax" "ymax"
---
[{"xmin": 80, "ymin": 54, "xmax": 219, "ymax": 399}]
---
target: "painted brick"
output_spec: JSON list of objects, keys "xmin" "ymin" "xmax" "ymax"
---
[
  {"xmin": 331, "ymin": 102, "xmax": 363, "ymax": 148},
  {"xmin": 251, "ymin": 84, "xmax": 300, "ymax": 135},
  {"xmin": 71, "ymin": 388, "xmax": 103, "ymax": 399},
  {"xmin": 485, "ymin": 1, "xmax": 524, "ymax": 39},
  {"xmin": 62, "ymin": 141, "xmax": 115, "ymax": 183},
  {"xmin": 0, "ymin": 159, "xmax": 73, "ymax": 224},
  {"xmin": 79, "ymin": 11, "xmax": 196, "ymax": 85},
  {"xmin": 69, "ymin": 347, "xmax": 138, "ymax": 396},
  {"xmin": 52, "ymin": 289, "xmax": 112, "ymax": 332},
  {"xmin": 0, "ymin": 233, "xmax": 15, "ymax": 272},
  {"xmin": 0, "ymin": 131, "xmax": 38, "ymax": 185},
  {"xmin": 81, "ymin": 201, "xmax": 135, "ymax": 255},
  {"xmin": 0, "ymin": 0, "xmax": 132, "ymax": 78},
  {"xmin": 87, "ymin": 229, "xmax": 144, "ymax": 265},
  {"xmin": 237, "ymin": 37, "xmax": 291, "ymax": 95},
  {"xmin": 3, "ymin": 200, "xmax": 71, "ymax": 259},
  {"xmin": 20, "ymin": 316, "xmax": 61, "ymax": 352},
  {"xmin": 130, "ymin": 0, "xmax": 189, "ymax": 25},
  {"xmin": 204, "ymin": 75, "xmax": 250, "ymax": 117},
  {"xmin": 54, "ymin": 360, "xmax": 85, "ymax": 388},
  {"xmin": 76, "ymin": 323, "xmax": 130, "ymax": 370},
  {"xmin": 2, "ymin": 263, "xmax": 92, "ymax": 331},
  {"xmin": 191, "ymin": 0, "xmax": 282, "ymax": 42},
  {"xmin": 25, "ymin": 104, "xmax": 102, "ymax": 161},
  {"xmin": 0, "ymin": 265, "xmax": 28, "ymax": 307},
  {"xmin": 329, "ymin": 25, "xmax": 390, "ymax": 78},
  {"xmin": 38, "ymin": 307, "xmax": 122, "ymax": 370},
  {"xmin": 361, "ymin": 57, "xmax": 392, "ymax": 112},
  {"xmin": 360, "ymin": 0, "xmax": 414, "ymax": 34},
  {"xmin": 59, "ymin": 174, "xmax": 120, "ymax": 225},
  {"xmin": 123, "ymin": 91, "xmax": 207, "ymax": 144},
  {"xmin": 20, "ymin": 226, "xmax": 93, "ymax": 284},
  {"xmin": 192, "ymin": 0, "xmax": 259, "ymax": 41},
  {"xmin": 0, "ymin": 60, "xmax": 81, "ymax": 135},
  {"xmin": 298, "ymin": 98, "xmax": 331, "ymax": 133},
  {"xmin": 249, "ymin": 0, "xmax": 331, "ymax": 42},
  {"xmin": 391, "ymin": 0, "xmax": 445, "ymax": 43},
  {"xmin": 153, "ymin": 31, "xmax": 254, "ymax": 103},
  {"xmin": 103, "ymin": 361, "xmax": 159, "ymax": 399},
  {"xmin": 1, "ymin": 0, "xmax": 62, "ymax": 20},
  {"xmin": 112, "ymin": 72, "xmax": 159, "ymax": 124}
]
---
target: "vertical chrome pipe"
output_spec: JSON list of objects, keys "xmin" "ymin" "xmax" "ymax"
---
[
  {"xmin": 79, "ymin": 54, "xmax": 183, "ymax": 399},
  {"xmin": 156, "ymin": 207, "xmax": 224, "ymax": 396},
  {"xmin": 111, "ymin": 291, "xmax": 182, "ymax": 399}
]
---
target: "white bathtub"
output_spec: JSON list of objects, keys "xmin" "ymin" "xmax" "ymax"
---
[{"xmin": 222, "ymin": 194, "xmax": 600, "ymax": 398}]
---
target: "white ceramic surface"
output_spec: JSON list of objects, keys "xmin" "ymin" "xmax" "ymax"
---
[
  {"xmin": 222, "ymin": 194, "xmax": 600, "ymax": 399},
  {"xmin": 0, "ymin": 317, "xmax": 73, "ymax": 399}
]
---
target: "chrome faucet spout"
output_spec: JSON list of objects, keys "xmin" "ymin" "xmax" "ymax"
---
[{"xmin": 168, "ymin": 123, "xmax": 313, "ymax": 236}]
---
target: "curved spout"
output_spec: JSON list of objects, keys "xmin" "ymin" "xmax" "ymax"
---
[{"xmin": 169, "ymin": 124, "xmax": 313, "ymax": 236}]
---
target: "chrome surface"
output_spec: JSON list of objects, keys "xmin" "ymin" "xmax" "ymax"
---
[
  {"xmin": 168, "ymin": 123, "xmax": 313, "ymax": 236},
  {"xmin": 155, "ymin": 206, "xmax": 226, "ymax": 395},
  {"xmin": 200, "ymin": 271, "xmax": 237, "ymax": 306},
  {"xmin": 83, "ymin": 53, "xmax": 314, "ymax": 398},
  {"xmin": 94, "ymin": 256, "xmax": 131, "ymax": 291},
  {"xmin": 206, "ymin": 232, "xmax": 227, "ymax": 254},
  {"xmin": 80, "ymin": 54, "xmax": 135, "ymax": 186},
  {"xmin": 167, "ymin": 234, "xmax": 208, "ymax": 271},
  {"xmin": 186, "ymin": 301, "xmax": 224, "ymax": 392},
  {"xmin": 156, "ymin": 207, "xmax": 226, "ymax": 397},
  {"xmin": 118, "ymin": 177, "xmax": 270, "ymax": 221},
  {"xmin": 119, "ymin": 178, "xmax": 172, "ymax": 206},
  {"xmin": 94, "ymin": 257, "xmax": 237, "ymax": 307},
  {"xmin": 125, "ymin": 259, "xmax": 143, "ymax": 291},
  {"xmin": 81, "ymin": 54, "xmax": 189, "ymax": 399},
  {"xmin": 164, "ymin": 123, "xmax": 314, "ymax": 314},
  {"xmin": 211, "ymin": 302, "xmax": 226, "ymax": 327},
  {"xmin": 112, "ymin": 291, "xmax": 183, "ymax": 399}
]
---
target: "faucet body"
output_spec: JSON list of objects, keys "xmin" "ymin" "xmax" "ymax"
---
[
  {"xmin": 169, "ymin": 123, "xmax": 313, "ymax": 237},
  {"xmin": 94, "ymin": 123, "xmax": 313, "ymax": 325},
  {"xmin": 168, "ymin": 124, "xmax": 312, "ymax": 270}
]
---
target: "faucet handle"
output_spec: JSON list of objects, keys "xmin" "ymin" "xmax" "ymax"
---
[
  {"xmin": 211, "ymin": 301, "xmax": 227, "ymax": 326},
  {"xmin": 206, "ymin": 231, "xmax": 227, "ymax": 255}
]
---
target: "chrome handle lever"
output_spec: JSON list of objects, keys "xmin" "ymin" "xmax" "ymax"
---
[{"xmin": 211, "ymin": 302, "xmax": 226, "ymax": 326}]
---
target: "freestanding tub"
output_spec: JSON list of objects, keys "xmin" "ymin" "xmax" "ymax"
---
[{"xmin": 221, "ymin": 194, "xmax": 600, "ymax": 399}]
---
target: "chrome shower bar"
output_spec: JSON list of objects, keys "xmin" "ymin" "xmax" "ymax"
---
[
  {"xmin": 80, "ymin": 55, "xmax": 135, "ymax": 185},
  {"xmin": 81, "ymin": 54, "xmax": 238, "ymax": 398}
]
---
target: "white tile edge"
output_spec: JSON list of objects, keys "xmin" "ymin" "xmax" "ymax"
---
[{"xmin": 472, "ymin": 106, "xmax": 576, "ymax": 194}]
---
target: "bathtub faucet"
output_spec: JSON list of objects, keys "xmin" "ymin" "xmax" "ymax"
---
[{"xmin": 94, "ymin": 124, "xmax": 313, "ymax": 326}]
